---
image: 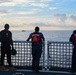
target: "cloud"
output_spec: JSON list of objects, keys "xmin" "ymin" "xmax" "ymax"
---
[
  {"xmin": 49, "ymin": 7, "xmax": 57, "ymax": 10},
  {"xmin": 54, "ymin": 14, "xmax": 67, "ymax": 22},
  {"xmin": 0, "ymin": 8, "xmax": 39, "ymax": 17},
  {"xmin": 0, "ymin": 8, "xmax": 20, "ymax": 17},
  {"xmin": 0, "ymin": 0, "xmax": 39, "ymax": 6},
  {"xmin": 0, "ymin": 2, "xmax": 16, "ymax": 6},
  {"xmin": 40, "ymin": 0, "xmax": 53, "ymax": 2},
  {"xmin": 0, "ymin": 9, "xmax": 12, "ymax": 16},
  {"xmin": 54, "ymin": 14, "xmax": 76, "ymax": 24},
  {"xmin": 70, "ymin": 15, "xmax": 76, "ymax": 22},
  {"xmin": 0, "ymin": 0, "xmax": 11, "ymax": 3},
  {"xmin": 0, "ymin": 9, "xmax": 8, "ymax": 14},
  {"xmin": 0, "ymin": 0, "xmax": 33, "ymax": 6},
  {"xmin": 30, "ymin": 22, "xmax": 49, "ymax": 27},
  {"xmin": 31, "ymin": 3, "xmax": 49, "ymax": 8},
  {"xmin": 16, "ymin": 11, "xmax": 37, "ymax": 15},
  {"xmin": 53, "ymin": 14, "xmax": 76, "ymax": 26},
  {"xmin": 0, "ymin": 0, "xmax": 51, "ymax": 7}
]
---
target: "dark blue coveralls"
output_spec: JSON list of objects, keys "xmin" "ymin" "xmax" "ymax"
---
[
  {"xmin": 27, "ymin": 32, "xmax": 45, "ymax": 72},
  {"xmin": 69, "ymin": 30, "xmax": 76, "ymax": 72},
  {"xmin": 0, "ymin": 30, "xmax": 13, "ymax": 67}
]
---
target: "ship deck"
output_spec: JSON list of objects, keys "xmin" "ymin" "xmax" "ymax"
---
[{"xmin": 0, "ymin": 69, "xmax": 76, "ymax": 75}]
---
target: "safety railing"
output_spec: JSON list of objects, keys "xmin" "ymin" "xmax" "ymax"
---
[
  {"xmin": 47, "ymin": 41, "xmax": 73, "ymax": 71},
  {"xmin": 0, "ymin": 41, "xmax": 45, "ymax": 69},
  {"xmin": 0, "ymin": 41, "xmax": 73, "ymax": 71}
]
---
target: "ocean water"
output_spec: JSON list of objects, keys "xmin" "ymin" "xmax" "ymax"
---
[{"xmin": 12, "ymin": 30, "xmax": 73, "ymax": 42}]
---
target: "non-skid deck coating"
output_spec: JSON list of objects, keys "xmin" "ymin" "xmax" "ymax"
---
[{"xmin": 0, "ymin": 70, "xmax": 76, "ymax": 75}]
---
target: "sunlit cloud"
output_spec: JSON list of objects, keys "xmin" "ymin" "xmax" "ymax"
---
[
  {"xmin": 53, "ymin": 14, "xmax": 76, "ymax": 26},
  {"xmin": 40, "ymin": 0, "xmax": 53, "ymax": 2},
  {"xmin": 16, "ymin": 11, "xmax": 37, "ymax": 15},
  {"xmin": 0, "ymin": 0, "xmax": 34, "ymax": 6},
  {"xmin": 0, "ymin": 0, "xmax": 50, "ymax": 6},
  {"xmin": 31, "ymin": 3, "xmax": 49, "ymax": 8}
]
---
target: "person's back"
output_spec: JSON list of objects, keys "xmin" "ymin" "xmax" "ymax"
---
[
  {"xmin": 27, "ymin": 26, "xmax": 45, "ymax": 43},
  {"xmin": 0, "ymin": 24, "xmax": 15, "ymax": 70},
  {"xmin": 27, "ymin": 26, "xmax": 45, "ymax": 72},
  {"xmin": 69, "ymin": 30, "xmax": 76, "ymax": 46},
  {"xmin": 0, "ymin": 29, "xmax": 12, "ymax": 44},
  {"xmin": 69, "ymin": 30, "xmax": 76, "ymax": 73}
]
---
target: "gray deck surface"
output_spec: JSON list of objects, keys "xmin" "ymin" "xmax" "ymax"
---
[{"xmin": 0, "ymin": 70, "xmax": 76, "ymax": 75}]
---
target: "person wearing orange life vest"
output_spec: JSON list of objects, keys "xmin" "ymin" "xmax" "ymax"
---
[
  {"xmin": 26, "ymin": 26, "xmax": 45, "ymax": 72},
  {"xmin": 69, "ymin": 30, "xmax": 76, "ymax": 73}
]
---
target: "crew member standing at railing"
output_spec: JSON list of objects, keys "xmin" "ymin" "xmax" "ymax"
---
[
  {"xmin": 69, "ymin": 30, "xmax": 76, "ymax": 73},
  {"xmin": 26, "ymin": 26, "xmax": 45, "ymax": 72},
  {"xmin": 0, "ymin": 24, "xmax": 16, "ymax": 70}
]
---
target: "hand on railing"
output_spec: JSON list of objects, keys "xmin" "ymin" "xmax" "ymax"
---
[{"xmin": 42, "ymin": 41, "xmax": 45, "ymax": 46}]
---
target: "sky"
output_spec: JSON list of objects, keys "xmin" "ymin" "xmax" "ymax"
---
[{"xmin": 0, "ymin": 0, "xmax": 76, "ymax": 30}]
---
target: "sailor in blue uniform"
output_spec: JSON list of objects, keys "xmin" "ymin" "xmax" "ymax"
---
[
  {"xmin": 27, "ymin": 26, "xmax": 45, "ymax": 72},
  {"xmin": 69, "ymin": 30, "xmax": 76, "ymax": 73}
]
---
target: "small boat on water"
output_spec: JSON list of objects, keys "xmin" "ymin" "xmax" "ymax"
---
[{"xmin": 22, "ymin": 30, "xmax": 26, "ymax": 32}]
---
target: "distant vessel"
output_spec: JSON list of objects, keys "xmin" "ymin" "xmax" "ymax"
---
[{"xmin": 22, "ymin": 30, "xmax": 26, "ymax": 32}]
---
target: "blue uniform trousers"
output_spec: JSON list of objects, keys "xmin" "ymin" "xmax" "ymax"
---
[
  {"xmin": 32, "ymin": 43, "xmax": 42, "ymax": 71},
  {"xmin": 71, "ymin": 46, "xmax": 76, "ymax": 72}
]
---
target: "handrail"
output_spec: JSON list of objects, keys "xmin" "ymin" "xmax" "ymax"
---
[
  {"xmin": 0, "ymin": 41, "xmax": 73, "ymax": 71},
  {"xmin": 47, "ymin": 41, "xmax": 73, "ymax": 71}
]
